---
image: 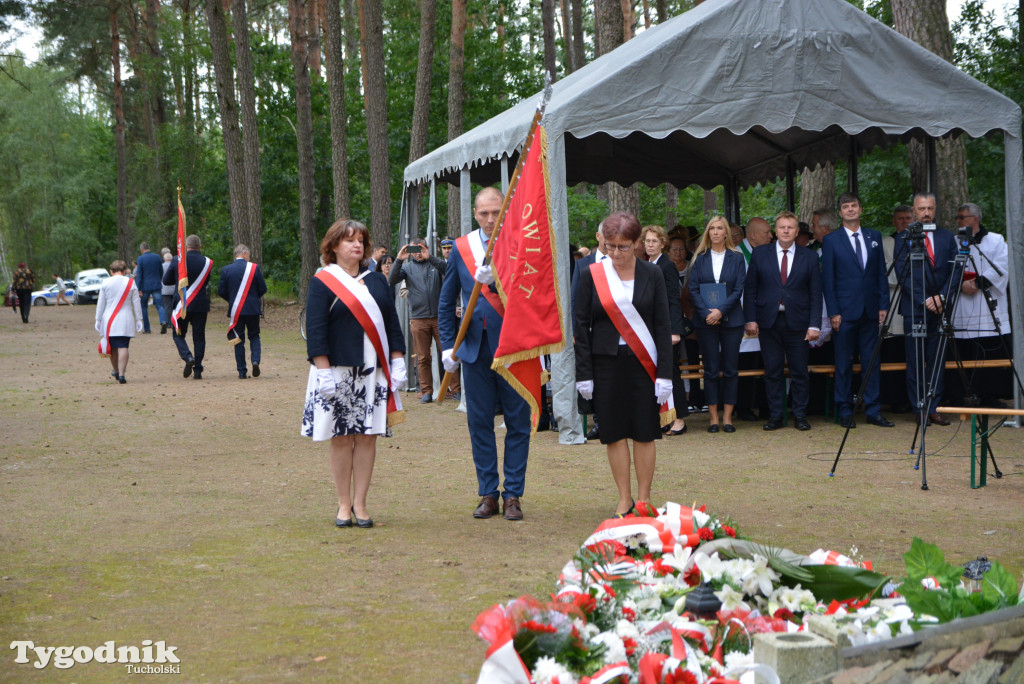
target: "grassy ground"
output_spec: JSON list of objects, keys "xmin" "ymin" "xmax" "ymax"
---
[{"xmin": 1, "ymin": 302, "xmax": 1022, "ymax": 682}]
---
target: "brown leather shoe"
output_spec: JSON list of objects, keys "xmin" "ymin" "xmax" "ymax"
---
[
  {"xmin": 503, "ymin": 496, "xmax": 523, "ymax": 521},
  {"xmin": 473, "ymin": 495, "xmax": 499, "ymax": 519},
  {"xmin": 928, "ymin": 413, "xmax": 950, "ymax": 426}
]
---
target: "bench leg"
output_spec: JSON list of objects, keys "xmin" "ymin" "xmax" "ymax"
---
[
  {"xmin": 970, "ymin": 415, "xmax": 979, "ymax": 489},
  {"xmin": 979, "ymin": 415, "xmax": 989, "ymax": 487}
]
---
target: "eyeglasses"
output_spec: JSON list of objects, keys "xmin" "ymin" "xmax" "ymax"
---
[
  {"xmin": 643, "ymin": 239, "xmax": 662, "ymax": 245},
  {"xmin": 604, "ymin": 243, "xmax": 634, "ymax": 253}
]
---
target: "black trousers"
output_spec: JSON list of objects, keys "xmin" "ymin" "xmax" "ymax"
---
[
  {"xmin": 696, "ymin": 326, "xmax": 744, "ymax": 406},
  {"xmin": 670, "ymin": 342, "xmax": 689, "ymax": 418},
  {"xmin": 760, "ymin": 312, "xmax": 810, "ymax": 420},
  {"xmin": 15, "ymin": 289, "xmax": 31, "ymax": 322},
  {"xmin": 232, "ymin": 314, "xmax": 261, "ymax": 373},
  {"xmin": 172, "ymin": 311, "xmax": 207, "ymax": 369}
]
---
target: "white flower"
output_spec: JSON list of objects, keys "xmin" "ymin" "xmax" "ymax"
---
[
  {"xmin": 660, "ymin": 546, "xmax": 694, "ymax": 574},
  {"xmin": 771, "ymin": 586, "xmax": 809, "ymax": 612},
  {"xmin": 740, "ymin": 555, "xmax": 780, "ymax": 598},
  {"xmin": 871, "ymin": 240, "xmax": 879, "ymax": 248},
  {"xmin": 592, "ymin": 632, "xmax": 627, "ymax": 663},
  {"xmin": 624, "ymin": 533, "xmax": 644, "ymax": 550},
  {"xmin": 723, "ymin": 650, "xmax": 753, "ymax": 672},
  {"xmin": 692, "ymin": 509, "xmax": 711, "ymax": 528},
  {"xmin": 532, "ymin": 656, "xmax": 578, "ymax": 684},
  {"xmin": 616, "ymin": 618, "xmax": 640, "ymax": 640},
  {"xmin": 881, "ymin": 604, "xmax": 915, "ymax": 624},
  {"xmin": 694, "ymin": 552, "xmax": 729, "ymax": 583},
  {"xmin": 715, "ymin": 583, "xmax": 751, "ymax": 612},
  {"xmin": 574, "ymin": 618, "xmax": 600, "ymax": 640}
]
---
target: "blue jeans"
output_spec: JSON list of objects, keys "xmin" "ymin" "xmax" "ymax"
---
[{"xmin": 140, "ymin": 290, "xmax": 166, "ymax": 331}]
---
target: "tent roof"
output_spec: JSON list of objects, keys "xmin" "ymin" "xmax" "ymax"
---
[{"xmin": 403, "ymin": 0, "xmax": 1022, "ymax": 190}]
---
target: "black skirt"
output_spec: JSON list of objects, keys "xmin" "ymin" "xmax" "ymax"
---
[{"xmin": 592, "ymin": 346, "xmax": 662, "ymax": 444}]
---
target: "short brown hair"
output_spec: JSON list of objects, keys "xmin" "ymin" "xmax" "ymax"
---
[
  {"xmin": 601, "ymin": 212, "xmax": 642, "ymax": 244},
  {"xmin": 110, "ymin": 259, "xmax": 128, "ymax": 273},
  {"xmin": 775, "ymin": 210, "xmax": 798, "ymax": 224},
  {"xmin": 320, "ymin": 219, "xmax": 372, "ymax": 268}
]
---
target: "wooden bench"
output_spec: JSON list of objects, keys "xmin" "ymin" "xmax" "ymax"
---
[{"xmin": 937, "ymin": 405, "xmax": 1024, "ymax": 488}]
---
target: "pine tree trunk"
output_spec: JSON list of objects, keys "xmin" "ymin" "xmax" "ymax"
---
[
  {"xmin": 307, "ymin": 0, "xmax": 322, "ymax": 77},
  {"xmin": 409, "ymin": 0, "xmax": 436, "ymax": 164},
  {"xmin": 595, "ymin": 0, "xmax": 639, "ymax": 215},
  {"xmin": 891, "ymin": 0, "xmax": 968, "ymax": 228},
  {"xmin": 324, "ymin": 0, "xmax": 351, "ymax": 218},
  {"xmin": 289, "ymin": 0, "xmax": 320, "ymax": 303},
  {"xmin": 570, "ymin": 0, "xmax": 585, "ymax": 72},
  {"xmin": 799, "ymin": 162, "xmax": 835, "ymax": 227},
  {"xmin": 655, "ymin": 0, "xmax": 667, "ymax": 22},
  {"xmin": 541, "ymin": 0, "xmax": 557, "ymax": 79},
  {"xmin": 357, "ymin": 0, "xmax": 391, "ymax": 249},
  {"xmin": 232, "ymin": 0, "xmax": 264, "ymax": 264},
  {"xmin": 447, "ymin": 0, "xmax": 467, "ymax": 236},
  {"xmin": 665, "ymin": 185, "xmax": 678, "ymax": 228},
  {"xmin": 204, "ymin": 0, "xmax": 250, "ymax": 244},
  {"xmin": 559, "ymin": 0, "xmax": 575, "ymax": 73},
  {"xmin": 111, "ymin": 1, "xmax": 133, "ymax": 262}
]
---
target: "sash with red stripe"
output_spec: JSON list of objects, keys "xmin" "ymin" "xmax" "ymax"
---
[
  {"xmin": 455, "ymin": 230, "xmax": 505, "ymax": 318},
  {"xmin": 98, "ymin": 277, "xmax": 135, "ymax": 356},
  {"xmin": 589, "ymin": 259, "xmax": 676, "ymax": 426},
  {"xmin": 171, "ymin": 256, "xmax": 212, "ymax": 334},
  {"xmin": 314, "ymin": 265, "xmax": 404, "ymax": 426},
  {"xmin": 226, "ymin": 262, "xmax": 257, "ymax": 345}
]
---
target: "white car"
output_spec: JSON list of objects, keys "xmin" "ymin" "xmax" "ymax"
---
[
  {"xmin": 73, "ymin": 268, "xmax": 111, "ymax": 304},
  {"xmin": 31, "ymin": 283, "xmax": 76, "ymax": 306}
]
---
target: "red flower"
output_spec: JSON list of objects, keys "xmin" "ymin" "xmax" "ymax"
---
[
  {"xmin": 773, "ymin": 608, "xmax": 795, "ymax": 621},
  {"xmin": 652, "ymin": 558, "xmax": 675, "ymax": 576},
  {"xmin": 622, "ymin": 606, "xmax": 637, "ymax": 622},
  {"xmin": 667, "ymin": 669, "xmax": 698, "ymax": 684},
  {"xmin": 722, "ymin": 525, "xmax": 737, "ymax": 538},
  {"xmin": 698, "ymin": 527, "xmax": 714, "ymax": 541},
  {"xmin": 684, "ymin": 566, "xmax": 702, "ymax": 587},
  {"xmin": 623, "ymin": 636, "xmax": 638, "ymax": 656},
  {"xmin": 519, "ymin": 620, "xmax": 558, "ymax": 634}
]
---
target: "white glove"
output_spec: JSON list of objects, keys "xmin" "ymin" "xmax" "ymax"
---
[
  {"xmin": 317, "ymin": 369, "xmax": 338, "ymax": 399},
  {"xmin": 136, "ymin": 320, "xmax": 144, "ymax": 333},
  {"xmin": 95, "ymin": 321, "xmax": 102, "ymax": 333},
  {"xmin": 474, "ymin": 263, "xmax": 495, "ymax": 285},
  {"xmin": 655, "ymin": 378, "xmax": 673, "ymax": 404},
  {"xmin": 576, "ymin": 380, "xmax": 594, "ymax": 400},
  {"xmin": 442, "ymin": 349, "xmax": 460, "ymax": 373},
  {"xmin": 389, "ymin": 357, "xmax": 407, "ymax": 391}
]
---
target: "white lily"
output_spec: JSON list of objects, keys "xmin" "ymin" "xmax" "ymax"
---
[
  {"xmin": 715, "ymin": 583, "xmax": 751, "ymax": 612},
  {"xmin": 740, "ymin": 555, "xmax": 780, "ymax": 597}
]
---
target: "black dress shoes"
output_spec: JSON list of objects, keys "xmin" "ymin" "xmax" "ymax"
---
[
  {"xmin": 763, "ymin": 419, "xmax": 785, "ymax": 431},
  {"xmin": 252, "ymin": 362, "xmax": 260, "ymax": 377},
  {"xmin": 586, "ymin": 426, "xmax": 600, "ymax": 440},
  {"xmin": 335, "ymin": 515, "xmax": 353, "ymax": 528},
  {"xmin": 473, "ymin": 495, "xmax": 499, "ymax": 519},
  {"xmin": 183, "ymin": 357, "xmax": 194, "ymax": 378},
  {"xmin": 351, "ymin": 507, "xmax": 373, "ymax": 528},
  {"xmin": 794, "ymin": 417, "xmax": 812, "ymax": 431},
  {"xmin": 707, "ymin": 424, "xmax": 720, "ymax": 434},
  {"xmin": 666, "ymin": 424, "xmax": 687, "ymax": 435},
  {"xmin": 867, "ymin": 415, "xmax": 895, "ymax": 428},
  {"xmin": 839, "ymin": 415, "xmax": 856, "ymax": 429},
  {"xmin": 722, "ymin": 423, "xmax": 736, "ymax": 433},
  {"xmin": 118, "ymin": 375, "xmax": 127, "ymax": 384},
  {"xmin": 928, "ymin": 413, "xmax": 950, "ymax": 426}
]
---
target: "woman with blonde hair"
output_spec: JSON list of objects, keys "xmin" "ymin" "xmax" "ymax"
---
[{"xmin": 688, "ymin": 216, "xmax": 746, "ymax": 432}]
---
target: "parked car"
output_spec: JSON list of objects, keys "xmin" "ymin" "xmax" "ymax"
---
[
  {"xmin": 73, "ymin": 268, "xmax": 110, "ymax": 304},
  {"xmin": 31, "ymin": 282, "xmax": 77, "ymax": 306}
]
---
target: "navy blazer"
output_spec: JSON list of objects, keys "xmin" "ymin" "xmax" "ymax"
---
[
  {"xmin": 688, "ymin": 249, "xmax": 746, "ymax": 328},
  {"xmin": 162, "ymin": 250, "xmax": 212, "ymax": 312},
  {"xmin": 892, "ymin": 227, "xmax": 961, "ymax": 319},
  {"xmin": 438, "ymin": 230, "xmax": 504, "ymax": 364},
  {"xmin": 650, "ymin": 254, "xmax": 684, "ymax": 336},
  {"xmin": 135, "ymin": 251, "xmax": 164, "ymax": 292},
  {"xmin": 217, "ymin": 258, "xmax": 268, "ymax": 317},
  {"xmin": 743, "ymin": 243, "xmax": 822, "ymax": 331},
  {"xmin": 570, "ymin": 251, "xmax": 598, "ymax": 330},
  {"xmin": 304, "ymin": 270, "xmax": 405, "ymax": 366},
  {"xmin": 574, "ymin": 258, "xmax": 673, "ymax": 382},
  {"xmin": 821, "ymin": 227, "xmax": 888, "ymax": 321}
]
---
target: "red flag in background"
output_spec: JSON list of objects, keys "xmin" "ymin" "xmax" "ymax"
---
[
  {"xmin": 490, "ymin": 125, "xmax": 566, "ymax": 433},
  {"xmin": 176, "ymin": 194, "xmax": 188, "ymax": 317}
]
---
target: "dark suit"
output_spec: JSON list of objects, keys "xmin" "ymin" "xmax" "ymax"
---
[
  {"xmin": 650, "ymin": 254, "xmax": 688, "ymax": 419},
  {"xmin": 821, "ymin": 227, "xmax": 888, "ymax": 418},
  {"xmin": 438, "ymin": 229, "xmax": 530, "ymax": 501},
  {"xmin": 163, "ymin": 250, "xmax": 213, "ymax": 371},
  {"xmin": 893, "ymin": 227, "xmax": 961, "ymax": 414},
  {"xmin": 218, "ymin": 258, "xmax": 268, "ymax": 376},
  {"xmin": 575, "ymin": 259, "xmax": 671, "ymax": 443},
  {"xmin": 304, "ymin": 270, "xmax": 404, "ymax": 366},
  {"xmin": 689, "ymin": 249, "xmax": 746, "ymax": 406},
  {"xmin": 135, "ymin": 250, "xmax": 166, "ymax": 331},
  {"xmin": 570, "ymin": 250, "xmax": 599, "ymax": 335},
  {"xmin": 744, "ymin": 243, "xmax": 822, "ymax": 420}
]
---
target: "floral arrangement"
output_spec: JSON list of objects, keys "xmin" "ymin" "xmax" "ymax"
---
[{"xmin": 472, "ymin": 502, "xmax": 1022, "ymax": 684}]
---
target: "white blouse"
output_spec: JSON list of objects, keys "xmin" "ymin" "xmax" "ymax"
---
[{"xmin": 710, "ymin": 249, "xmax": 727, "ymax": 282}]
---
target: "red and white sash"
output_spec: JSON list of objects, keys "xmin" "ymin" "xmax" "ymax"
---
[
  {"xmin": 314, "ymin": 265, "xmax": 404, "ymax": 425},
  {"xmin": 171, "ymin": 256, "xmax": 212, "ymax": 334},
  {"xmin": 98, "ymin": 277, "xmax": 135, "ymax": 357},
  {"xmin": 227, "ymin": 261, "xmax": 258, "ymax": 345},
  {"xmin": 455, "ymin": 229, "xmax": 505, "ymax": 318},
  {"xmin": 590, "ymin": 259, "xmax": 675, "ymax": 425}
]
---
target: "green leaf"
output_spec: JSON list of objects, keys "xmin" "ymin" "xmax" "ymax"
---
[
  {"xmin": 981, "ymin": 562, "xmax": 1019, "ymax": 607},
  {"xmin": 781, "ymin": 564, "xmax": 889, "ymax": 602},
  {"xmin": 903, "ymin": 538, "xmax": 963, "ymax": 587}
]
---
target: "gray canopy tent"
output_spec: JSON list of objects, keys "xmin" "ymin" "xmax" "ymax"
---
[{"xmin": 402, "ymin": 0, "xmax": 1024, "ymax": 441}]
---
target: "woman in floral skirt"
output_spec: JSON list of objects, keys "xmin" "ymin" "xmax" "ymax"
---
[{"xmin": 301, "ymin": 219, "xmax": 406, "ymax": 529}]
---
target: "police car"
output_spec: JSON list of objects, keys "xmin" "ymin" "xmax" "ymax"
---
[{"xmin": 31, "ymin": 282, "xmax": 76, "ymax": 306}]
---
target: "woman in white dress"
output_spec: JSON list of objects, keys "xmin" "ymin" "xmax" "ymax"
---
[
  {"xmin": 301, "ymin": 219, "xmax": 406, "ymax": 529},
  {"xmin": 95, "ymin": 260, "xmax": 143, "ymax": 383}
]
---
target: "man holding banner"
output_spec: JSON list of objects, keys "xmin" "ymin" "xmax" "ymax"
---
[
  {"xmin": 163, "ymin": 234, "xmax": 213, "ymax": 379},
  {"xmin": 218, "ymin": 244, "xmax": 268, "ymax": 379}
]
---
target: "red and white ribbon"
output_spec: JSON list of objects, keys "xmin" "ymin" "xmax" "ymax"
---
[
  {"xmin": 98, "ymin": 277, "xmax": 135, "ymax": 356},
  {"xmin": 456, "ymin": 229, "xmax": 505, "ymax": 317},
  {"xmin": 227, "ymin": 261, "xmax": 257, "ymax": 344},
  {"xmin": 475, "ymin": 633, "xmax": 532, "ymax": 684},
  {"xmin": 583, "ymin": 517, "xmax": 677, "ymax": 555},
  {"xmin": 171, "ymin": 256, "xmax": 212, "ymax": 334}
]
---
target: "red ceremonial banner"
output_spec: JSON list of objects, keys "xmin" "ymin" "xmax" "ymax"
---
[
  {"xmin": 176, "ymin": 195, "xmax": 188, "ymax": 320},
  {"xmin": 490, "ymin": 125, "xmax": 566, "ymax": 433}
]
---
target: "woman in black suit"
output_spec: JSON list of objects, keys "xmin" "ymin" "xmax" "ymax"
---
[
  {"xmin": 689, "ymin": 215, "xmax": 746, "ymax": 433},
  {"xmin": 575, "ymin": 213, "xmax": 674, "ymax": 517},
  {"xmin": 302, "ymin": 219, "xmax": 407, "ymax": 529},
  {"xmin": 642, "ymin": 224, "xmax": 688, "ymax": 435}
]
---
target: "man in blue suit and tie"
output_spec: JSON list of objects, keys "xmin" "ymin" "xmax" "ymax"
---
[
  {"xmin": 135, "ymin": 242, "xmax": 166, "ymax": 334},
  {"xmin": 893, "ymin": 192, "xmax": 961, "ymax": 425},
  {"xmin": 439, "ymin": 187, "xmax": 531, "ymax": 521},
  {"xmin": 743, "ymin": 212, "xmax": 821, "ymax": 431},
  {"xmin": 821, "ymin": 192, "xmax": 894, "ymax": 429},
  {"xmin": 218, "ymin": 244, "xmax": 268, "ymax": 379}
]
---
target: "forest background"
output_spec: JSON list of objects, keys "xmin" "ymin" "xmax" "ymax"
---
[{"xmin": 0, "ymin": 0, "xmax": 1021, "ymax": 300}]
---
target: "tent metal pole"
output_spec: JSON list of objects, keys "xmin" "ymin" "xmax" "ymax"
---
[
  {"xmin": 786, "ymin": 156, "xmax": 796, "ymax": 212},
  {"xmin": 1004, "ymin": 132, "xmax": 1024, "ymax": 420},
  {"xmin": 460, "ymin": 168, "xmax": 473, "ymax": 236},
  {"xmin": 428, "ymin": 178, "xmax": 437, "ymax": 240},
  {"xmin": 847, "ymin": 139, "xmax": 859, "ymax": 195},
  {"xmin": 926, "ymin": 137, "xmax": 938, "ymax": 195},
  {"xmin": 398, "ymin": 184, "xmax": 418, "ymax": 391},
  {"xmin": 501, "ymin": 153, "xmax": 510, "ymax": 194}
]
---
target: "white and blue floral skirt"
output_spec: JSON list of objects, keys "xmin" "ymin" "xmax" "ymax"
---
[{"xmin": 301, "ymin": 337, "xmax": 391, "ymax": 441}]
